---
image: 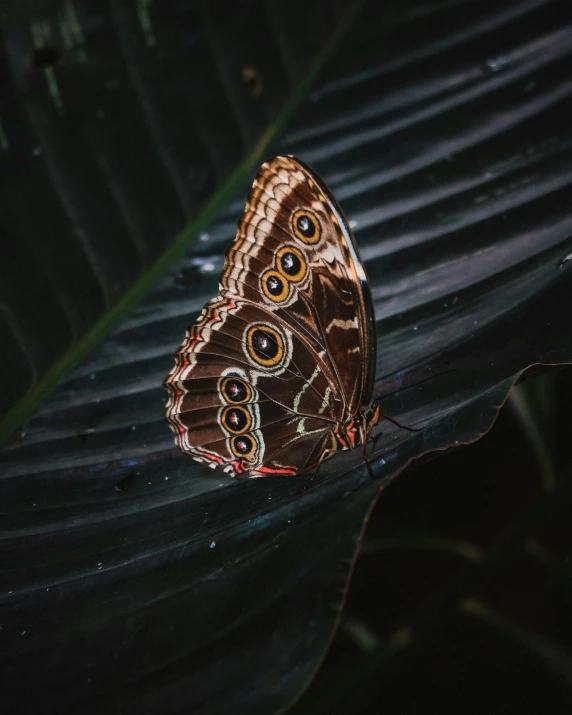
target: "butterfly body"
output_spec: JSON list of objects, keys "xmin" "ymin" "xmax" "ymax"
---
[
  {"xmin": 165, "ymin": 156, "xmax": 379, "ymax": 477},
  {"xmin": 332, "ymin": 406, "xmax": 381, "ymax": 453}
]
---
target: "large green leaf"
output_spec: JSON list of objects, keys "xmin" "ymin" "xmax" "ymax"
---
[
  {"xmin": 0, "ymin": 0, "xmax": 360, "ymax": 435},
  {"xmin": 1, "ymin": 1, "xmax": 572, "ymax": 713}
]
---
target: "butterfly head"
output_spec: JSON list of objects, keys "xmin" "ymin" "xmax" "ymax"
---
[
  {"xmin": 363, "ymin": 404, "xmax": 381, "ymax": 431},
  {"xmin": 335, "ymin": 405, "xmax": 381, "ymax": 451}
]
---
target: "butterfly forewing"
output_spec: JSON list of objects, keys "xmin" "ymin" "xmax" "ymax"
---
[
  {"xmin": 222, "ymin": 157, "xmax": 375, "ymax": 415},
  {"xmin": 165, "ymin": 156, "xmax": 376, "ymax": 477}
]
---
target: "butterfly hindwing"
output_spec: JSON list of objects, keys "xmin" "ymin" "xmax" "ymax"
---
[{"xmin": 165, "ymin": 296, "xmax": 335, "ymax": 476}]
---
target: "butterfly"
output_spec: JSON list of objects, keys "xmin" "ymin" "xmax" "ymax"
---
[{"xmin": 164, "ymin": 156, "xmax": 381, "ymax": 478}]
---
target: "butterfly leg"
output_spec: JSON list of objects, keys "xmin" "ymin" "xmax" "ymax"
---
[
  {"xmin": 360, "ymin": 424, "xmax": 377, "ymax": 480},
  {"xmin": 371, "ymin": 428, "xmax": 384, "ymax": 449},
  {"xmin": 309, "ymin": 447, "xmax": 334, "ymax": 481},
  {"xmin": 298, "ymin": 448, "xmax": 333, "ymax": 494},
  {"xmin": 363, "ymin": 450, "xmax": 376, "ymax": 480}
]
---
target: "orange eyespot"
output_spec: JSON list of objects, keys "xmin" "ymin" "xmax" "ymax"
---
[
  {"xmin": 220, "ymin": 405, "xmax": 252, "ymax": 434},
  {"xmin": 292, "ymin": 209, "xmax": 321, "ymax": 244},
  {"xmin": 276, "ymin": 246, "xmax": 307, "ymax": 282},
  {"xmin": 245, "ymin": 324, "xmax": 284, "ymax": 368},
  {"xmin": 261, "ymin": 269, "xmax": 290, "ymax": 303},
  {"xmin": 220, "ymin": 376, "xmax": 252, "ymax": 404},
  {"xmin": 230, "ymin": 433, "xmax": 258, "ymax": 462}
]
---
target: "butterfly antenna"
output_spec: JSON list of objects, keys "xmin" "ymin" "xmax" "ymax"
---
[
  {"xmin": 381, "ymin": 412, "xmax": 422, "ymax": 433},
  {"xmin": 374, "ymin": 368, "xmax": 459, "ymax": 402},
  {"xmin": 372, "ymin": 369, "xmax": 458, "ymax": 435}
]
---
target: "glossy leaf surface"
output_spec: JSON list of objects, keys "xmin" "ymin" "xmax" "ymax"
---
[
  {"xmin": 0, "ymin": 0, "xmax": 353, "ymax": 427},
  {"xmin": 1, "ymin": 1, "xmax": 572, "ymax": 714}
]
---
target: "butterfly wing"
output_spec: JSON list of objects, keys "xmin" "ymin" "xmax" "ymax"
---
[
  {"xmin": 165, "ymin": 296, "xmax": 335, "ymax": 477},
  {"xmin": 221, "ymin": 156, "xmax": 376, "ymax": 416},
  {"xmin": 165, "ymin": 156, "xmax": 375, "ymax": 477}
]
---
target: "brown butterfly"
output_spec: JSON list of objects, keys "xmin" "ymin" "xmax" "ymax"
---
[{"xmin": 164, "ymin": 156, "xmax": 381, "ymax": 477}]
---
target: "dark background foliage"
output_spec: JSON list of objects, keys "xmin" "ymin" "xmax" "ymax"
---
[
  {"xmin": 0, "ymin": 0, "xmax": 355, "ymax": 433},
  {"xmin": 1, "ymin": 1, "xmax": 571, "ymax": 714},
  {"xmin": 291, "ymin": 371, "xmax": 572, "ymax": 714}
]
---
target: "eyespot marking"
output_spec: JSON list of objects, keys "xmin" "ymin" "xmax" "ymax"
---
[
  {"xmin": 261, "ymin": 269, "xmax": 290, "ymax": 303},
  {"xmin": 231, "ymin": 433, "xmax": 258, "ymax": 461},
  {"xmin": 220, "ymin": 376, "xmax": 252, "ymax": 404},
  {"xmin": 292, "ymin": 209, "xmax": 321, "ymax": 244},
  {"xmin": 276, "ymin": 246, "xmax": 307, "ymax": 282},
  {"xmin": 245, "ymin": 324, "xmax": 284, "ymax": 367},
  {"xmin": 221, "ymin": 405, "xmax": 251, "ymax": 434}
]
